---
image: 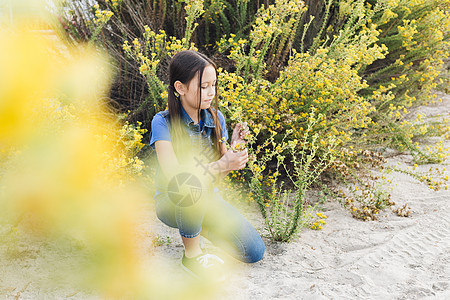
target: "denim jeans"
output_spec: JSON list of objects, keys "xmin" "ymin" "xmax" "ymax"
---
[{"xmin": 154, "ymin": 188, "xmax": 265, "ymax": 263}]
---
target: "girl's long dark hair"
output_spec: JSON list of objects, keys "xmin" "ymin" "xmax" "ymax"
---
[{"xmin": 167, "ymin": 50, "xmax": 223, "ymax": 161}]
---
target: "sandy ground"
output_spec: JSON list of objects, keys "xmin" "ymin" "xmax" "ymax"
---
[{"xmin": 1, "ymin": 92, "xmax": 449, "ymax": 299}]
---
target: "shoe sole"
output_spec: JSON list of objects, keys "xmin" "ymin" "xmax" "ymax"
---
[
  {"xmin": 180, "ymin": 261, "xmax": 201, "ymax": 279},
  {"xmin": 180, "ymin": 261, "xmax": 227, "ymax": 282}
]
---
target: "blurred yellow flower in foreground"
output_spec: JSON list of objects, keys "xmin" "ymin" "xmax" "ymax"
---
[
  {"xmin": 0, "ymin": 19, "xmax": 145, "ymax": 299},
  {"xmin": 0, "ymin": 1, "xmax": 218, "ymax": 298}
]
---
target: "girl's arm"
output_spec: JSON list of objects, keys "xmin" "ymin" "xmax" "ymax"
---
[
  {"xmin": 154, "ymin": 140, "xmax": 180, "ymax": 180},
  {"xmin": 209, "ymin": 142, "xmax": 232, "ymax": 180},
  {"xmin": 206, "ymin": 141, "xmax": 248, "ymax": 179},
  {"xmin": 210, "ymin": 122, "xmax": 250, "ymax": 180}
]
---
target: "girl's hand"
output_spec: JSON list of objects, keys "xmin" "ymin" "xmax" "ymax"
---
[
  {"xmin": 231, "ymin": 122, "xmax": 250, "ymax": 145},
  {"xmin": 220, "ymin": 141, "xmax": 248, "ymax": 171}
]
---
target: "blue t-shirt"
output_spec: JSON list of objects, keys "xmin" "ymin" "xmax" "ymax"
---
[
  {"xmin": 150, "ymin": 108, "xmax": 228, "ymax": 148},
  {"xmin": 150, "ymin": 107, "xmax": 228, "ymax": 195}
]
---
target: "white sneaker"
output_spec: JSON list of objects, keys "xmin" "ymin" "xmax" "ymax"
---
[{"xmin": 181, "ymin": 250, "xmax": 226, "ymax": 281}]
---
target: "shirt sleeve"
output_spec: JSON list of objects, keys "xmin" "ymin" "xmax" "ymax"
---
[
  {"xmin": 217, "ymin": 110, "xmax": 228, "ymax": 143},
  {"xmin": 150, "ymin": 113, "xmax": 171, "ymax": 148}
]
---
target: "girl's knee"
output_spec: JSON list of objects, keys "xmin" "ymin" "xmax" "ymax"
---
[{"xmin": 246, "ymin": 236, "xmax": 265, "ymax": 263}]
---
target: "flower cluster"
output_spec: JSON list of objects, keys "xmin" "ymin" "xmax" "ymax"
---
[
  {"xmin": 242, "ymin": 108, "xmax": 337, "ymax": 241},
  {"xmin": 394, "ymin": 164, "xmax": 449, "ymax": 191},
  {"xmin": 363, "ymin": 0, "xmax": 450, "ymax": 148},
  {"xmin": 310, "ymin": 212, "xmax": 328, "ymax": 231},
  {"xmin": 106, "ymin": 120, "xmax": 148, "ymax": 179},
  {"xmin": 105, "ymin": 0, "xmax": 123, "ymax": 9},
  {"xmin": 183, "ymin": 0, "xmax": 205, "ymax": 46},
  {"xmin": 92, "ymin": 4, "xmax": 114, "ymax": 26},
  {"xmin": 123, "ymin": 22, "xmax": 199, "ymax": 112}
]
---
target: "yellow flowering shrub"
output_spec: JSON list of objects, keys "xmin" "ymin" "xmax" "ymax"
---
[
  {"xmin": 218, "ymin": 0, "xmax": 386, "ymax": 169},
  {"xmin": 121, "ymin": 1, "xmax": 201, "ymax": 118},
  {"xmin": 360, "ymin": 0, "xmax": 450, "ymax": 162}
]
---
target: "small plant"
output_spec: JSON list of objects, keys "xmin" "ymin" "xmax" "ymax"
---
[
  {"xmin": 392, "ymin": 164, "xmax": 449, "ymax": 191},
  {"xmin": 151, "ymin": 234, "xmax": 173, "ymax": 247},
  {"xmin": 308, "ymin": 211, "xmax": 328, "ymax": 231},
  {"xmin": 248, "ymin": 108, "xmax": 337, "ymax": 242},
  {"xmin": 392, "ymin": 203, "xmax": 412, "ymax": 217},
  {"xmin": 328, "ymin": 147, "xmax": 396, "ymax": 221},
  {"xmin": 336, "ymin": 177, "xmax": 394, "ymax": 222}
]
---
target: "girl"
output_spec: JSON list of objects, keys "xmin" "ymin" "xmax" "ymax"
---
[{"xmin": 150, "ymin": 50, "xmax": 265, "ymax": 278}]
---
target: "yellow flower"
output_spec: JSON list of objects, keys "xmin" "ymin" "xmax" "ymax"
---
[{"xmin": 139, "ymin": 64, "xmax": 148, "ymax": 73}]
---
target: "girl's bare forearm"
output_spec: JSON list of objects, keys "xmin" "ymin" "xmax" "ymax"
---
[{"xmin": 206, "ymin": 159, "xmax": 230, "ymax": 179}]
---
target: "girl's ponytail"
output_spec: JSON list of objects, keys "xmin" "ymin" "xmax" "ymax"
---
[{"xmin": 167, "ymin": 85, "xmax": 185, "ymax": 159}]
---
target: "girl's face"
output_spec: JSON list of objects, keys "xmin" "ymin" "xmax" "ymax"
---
[{"xmin": 180, "ymin": 64, "xmax": 216, "ymax": 111}]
